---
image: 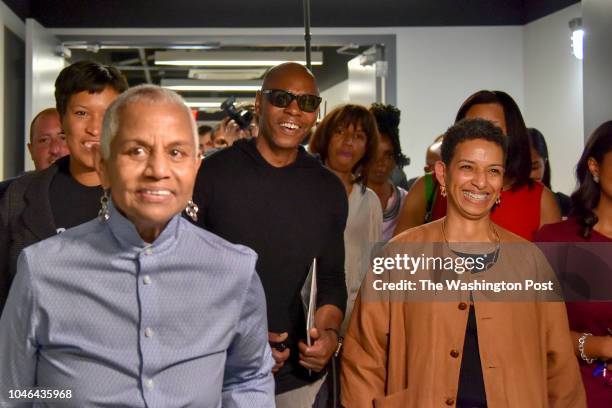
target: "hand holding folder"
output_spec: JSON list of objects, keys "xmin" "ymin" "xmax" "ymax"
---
[{"xmin": 300, "ymin": 259, "xmax": 317, "ymax": 375}]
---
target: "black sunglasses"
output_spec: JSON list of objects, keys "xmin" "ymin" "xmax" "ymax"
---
[{"xmin": 261, "ymin": 89, "xmax": 322, "ymax": 113}]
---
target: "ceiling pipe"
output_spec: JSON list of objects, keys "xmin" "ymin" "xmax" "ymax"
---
[
  {"xmin": 59, "ymin": 40, "xmax": 221, "ymax": 50},
  {"xmin": 303, "ymin": 0, "xmax": 312, "ymax": 70},
  {"xmin": 138, "ymin": 48, "xmax": 152, "ymax": 84}
]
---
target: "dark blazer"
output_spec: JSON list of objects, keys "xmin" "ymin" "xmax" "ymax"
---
[
  {"xmin": 0, "ymin": 177, "xmax": 16, "ymax": 200},
  {"xmin": 0, "ymin": 161, "xmax": 60, "ymax": 312}
]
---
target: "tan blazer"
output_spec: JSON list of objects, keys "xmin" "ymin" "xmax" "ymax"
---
[{"xmin": 341, "ymin": 219, "xmax": 586, "ymax": 408}]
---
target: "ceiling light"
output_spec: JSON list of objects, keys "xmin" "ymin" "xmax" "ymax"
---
[
  {"xmin": 188, "ymin": 68, "xmax": 267, "ymax": 81},
  {"xmin": 185, "ymin": 101, "xmax": 222, "ymax": 108},
  {"xmin": 161, "ymin": 79, "xmax": 261, "ymax": 92},
  {"xmin": 155, "ymin": 50, "xmax": 323, "ymax": 67},
  {"xmin": 569, "ymin": 18, "xmax": 584, "ymax": 60},
  {"xmin": 184, "ymin": 97, "xmax": 254, "ymax": 111},
  {"xmin": 60, "ymin": 41, "xmax": 219, "ymax": 51}
]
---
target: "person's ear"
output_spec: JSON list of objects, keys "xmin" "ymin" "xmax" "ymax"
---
[
  {"xmin": 93, "ymin": 145, "xmax": 111, "ymax": 189},
  {"xmin": 434, "ymin": 160, "xmax": 446, "ymax": 188}
]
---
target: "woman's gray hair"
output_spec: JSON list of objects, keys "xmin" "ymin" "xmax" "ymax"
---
[{"xmin": 101, "ymin": 84, "xmax": 198, "ymax": 159}]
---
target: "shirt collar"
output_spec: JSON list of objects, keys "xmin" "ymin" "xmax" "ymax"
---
[{"xmin": 106, "ymin": 198, "xmax": 181, "ymax": 252}]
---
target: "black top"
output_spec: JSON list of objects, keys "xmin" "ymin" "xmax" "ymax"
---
[
  {"xmin": 49, "ymin": 156, "xmax": 103, "ymax": 233},
  {"xmin": 452, "ymin": 250, "xmax": 499, "ymax": 408},
  {"xmin": 457, "ymin": 305, "xmax": 487, "ymax": 408},
  {"xmin": 193, "ymin": 138, "xmax": 348, "ymax": 394}
]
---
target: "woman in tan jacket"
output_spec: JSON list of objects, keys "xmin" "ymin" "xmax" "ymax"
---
[{"xmin": 341, "ymin": 118, "xmax": 586, "ymax": 408}]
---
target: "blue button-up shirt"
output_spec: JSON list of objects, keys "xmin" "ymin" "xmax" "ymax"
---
[{"xmin": 0, "ymin": 201, "xmax": 274, "ymax": 407}]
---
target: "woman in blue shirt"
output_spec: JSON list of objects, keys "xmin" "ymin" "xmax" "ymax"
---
[{"xmin": 0, "ymin": 85, "xmax": 274, "ymax": 408}]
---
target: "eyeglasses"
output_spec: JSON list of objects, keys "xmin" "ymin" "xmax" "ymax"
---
[{"xmin": 261, "ymin": 89, "xmax": 322, "ymax": 113}]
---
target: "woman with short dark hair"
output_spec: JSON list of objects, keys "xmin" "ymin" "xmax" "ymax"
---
[
  {"xmin": 342, "ymin": 118, "xmax": 586, "ymax": 408},
  {"xmin": 0, "ymin": 60, "xmax": 128, "ymax": 311}
]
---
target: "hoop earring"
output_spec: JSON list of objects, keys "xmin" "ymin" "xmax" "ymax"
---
[
  {"xmin": 495, "ymin": 195, "xmax": 501, "ymax": 205},
  {"xmin": 593, "ymin": 174, "xmax": 600, "ymax": 183},
  {"xmin": 440, "ymin": 185, "xmax": 447, "ymax": 198},
  {"xmin": 98, "ymin": 190, "xmax": 110, "ymax": 221},
  {"xmin": 186, "ymin": 199, "xmax": 199, "ymax": 222}
]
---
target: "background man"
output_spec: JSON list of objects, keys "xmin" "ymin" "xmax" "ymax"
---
[
  {"xmin": 27, "ymin": 108, "xmax": 69, "ymax": 171},
  {"xmin": 424, "ymin": 135, "xmax": 443, "ymax": 173},
  {"xmin": 193, "ymin": 63, "xmax": 347, "ymax": 407},
  {"xmin": 0, "ymin": 108, "xmax": 68, "ymax": 198},
  {"xmin": 197, "ymin": 124, "xmax": 213, "ymax": 156}
]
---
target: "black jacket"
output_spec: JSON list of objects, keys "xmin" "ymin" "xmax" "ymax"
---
[{"xmin": 0, "ymin": 162, "xmax": 59, "ymax": 311}]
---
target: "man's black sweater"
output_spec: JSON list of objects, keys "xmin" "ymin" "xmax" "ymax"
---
[{"xmin": 193, "ymin": 138, "xmax": 348, "ymax": 394}]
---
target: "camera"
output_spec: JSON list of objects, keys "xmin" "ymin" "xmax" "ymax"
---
[{"xmin": 221, "ymin": 96, "xmax": 254, "ymax": 130}]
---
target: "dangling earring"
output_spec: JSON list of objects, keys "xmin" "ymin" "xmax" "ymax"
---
[
  {"xmin": 593, "ymin": 174, "xmax": 600, "ymax": 183},
  {"xmin": 440, "ymin": 185, "xmax": 447, "ymax": 198},
  {"xmin": 495, "ymin": 195, "xmax": 501, "ymax": 205},
  {"xmin": 186, "ymin": 199, "xmax": 199, "ymax": 222},
  {"xmin": 98, "ymin": 190, "xmax": 110, "ymax": 221}
]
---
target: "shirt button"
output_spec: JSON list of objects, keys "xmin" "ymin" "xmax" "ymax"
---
[
  {"xmin": 458, "ymin": 302, "xmax": 467, "ymax": 310},
  {"xmin": 143, "ymin": 275, "xmax": 151, "ymax": 285},
  {"xmin": 144, "ymin": 327, "xmax": 154, "ymax": 338},
  {"xmin": 145, "ymin": 248, "xmax": 153, "ymax": 255},
  {"xmin": 445, "ymin": 397, "xmax": 454, "ymax": 406},
  {"xmin": 145, "ymin": 379, "xmax": 154, "ymax": 389},
  {"xmin": 450, "ymin": 349, "xmax": 460, "ymax": 358}
]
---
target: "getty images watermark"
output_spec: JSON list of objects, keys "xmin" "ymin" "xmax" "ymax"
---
[
  {"xmin": 358, "ymin": 242, "xmax": 612, "ymax": 302},
  {"xmin": 371, "ymin": 253, "xmax": 554, "ymax": 293}
]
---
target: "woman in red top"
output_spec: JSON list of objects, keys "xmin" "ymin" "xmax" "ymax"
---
[
  {"xmin": 394, "ymin": 90, "xmax": 560, "ymax": 240},
  {"xmin": 535, "ymin": 121, "xmax": 612, "ymax": 407}
]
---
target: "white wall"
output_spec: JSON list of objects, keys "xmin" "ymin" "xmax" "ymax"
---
[
  {"xmin": 583, "ymin": 0, "xmax": 612, "ymax": 139},
  {"xmin": 320, "ymin": 79, "xmax": 348, "ymax": 115},
  {"xmin": 523, "ymin": 3, "xmax": 583, "ymax": 195},
  {"xmin": 0, "ymin": 1, "xmax": 23, "ymax": 38},
  {"xmin": 0, "ymin": 1, "xmax": 25, "ymax": 180},
  {"xmin": 347, "ymin": 55, "xmax": 379, "ymax": 106},
  {"xmin": 395, "ymin": 26, "xmax": 524, "ymax": 180},
  {"xmin": 25, "ymin": 18, "xmax": 65, "ymax": 171}
]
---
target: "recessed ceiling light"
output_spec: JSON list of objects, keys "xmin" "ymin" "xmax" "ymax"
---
[
  {"xmin": 161, "ymin": 79, "xmax": 261, "ymax": 92},
  {"xmin": 155, "ymin": 50, "xmax": 323, "ymax": 67}
]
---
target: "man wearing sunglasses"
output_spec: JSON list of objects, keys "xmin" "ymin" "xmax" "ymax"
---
[{"xmin": 192, "ymin": 62, "xmax": 347, "ymax": 407}]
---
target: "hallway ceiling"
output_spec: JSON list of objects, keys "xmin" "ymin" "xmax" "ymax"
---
[{"xmin": 5, "ymin": 0, "xmax": 580, "ymax": 28}]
